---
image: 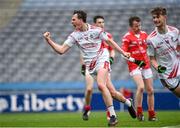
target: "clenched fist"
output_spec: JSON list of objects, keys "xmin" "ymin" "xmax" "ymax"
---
[{"xmin": 43, "ymin": 32, "xmax": 51, "ymax": 39}]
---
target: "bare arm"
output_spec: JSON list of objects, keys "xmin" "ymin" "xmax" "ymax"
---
[
  {"xmin": 80, "ymin": 54, "xmax": 85, "ymax": 65},
  {"xmin": 106, "ymin": 38, "xmax": 130, "ymax": 58},
  {"xmin": 43, "ymin": 32, "xmax": 70, "ymax": 55},
  {"xmin": 149, "ymin": 56, "xmax": 159, "ymax": 70}
]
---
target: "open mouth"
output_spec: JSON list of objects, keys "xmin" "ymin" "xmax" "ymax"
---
[{"xmin": 154, "ymin": 21, "xmax": 160, "ymax": 25}]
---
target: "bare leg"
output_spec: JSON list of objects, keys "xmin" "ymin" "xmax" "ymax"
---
[
  {"xmin": 97, "ymin": 67, "xmax": 118, "ymax": 126},
  {"xmin": 132, "ymin": 74, "xmax": 144, "ymax": 109},
  {"xmin": 82, "ymin": 73, "xmax": 94, "ymax": 121},
  {"xmin": 106, "ymin": 74, "xmax": 126, "ymax": 102},
  {"xmin": 144, "ymin": 78, "xmax": 154, "ymax": 111},
  {"xmin": 84, "ymin": 73, "xmax": 94, "ymax": 106},
  {"xmin": 106, "ymin": 73, "xmax": 137, "ymax": 119},
  {"xmin": 132, "ymin": 74, "xmax": 145, "ymax": 121},
  {"xmin": 144, "ymin": 78, "xmax": 156, "ymax": 120},
  {"xmin": 97, "ymin": 68, "xmax": 113, "ymax": 108}
]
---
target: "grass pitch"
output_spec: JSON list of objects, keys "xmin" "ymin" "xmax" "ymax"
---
[{"xmin": 0, "ymin": 111, "xmax": 180, "ymax": 127}]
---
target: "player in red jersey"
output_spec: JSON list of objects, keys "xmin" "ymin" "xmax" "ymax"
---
[
  {"xmin": 121, "ymin": 16, "xmax": 157, "ymax": 121},
  {"xmin": 81, "ymin": 15, "xmax": 136, "ymax": 121}
]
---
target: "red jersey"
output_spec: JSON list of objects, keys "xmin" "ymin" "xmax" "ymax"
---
[
  {"xmin": 121, "ymin": 30, "xmax": 150, "ymax": 72},
  {"xmin": 102, "ymin": 32, "xmax": 113, "ymax": 51}
]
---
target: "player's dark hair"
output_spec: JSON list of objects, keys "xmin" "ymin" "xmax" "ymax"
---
[
  {"xmin": 73, "ymin": 10, "xmax": 87, "ymax": 23},
  {"xmin": 129, "ymin": 16, "xmax": 141, "ymax": 27},
  {"xmin": 93, "ymin": 15, "xmax": 104, "ymax": 23},
  {"xmin": 151, "ymin": 7, "xmax": 167, "ymax": 16}
]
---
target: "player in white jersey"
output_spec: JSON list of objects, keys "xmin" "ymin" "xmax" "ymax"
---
[
  {"xmin": 147, "ymin": 7, "xmax": 180, "ymax": 98},
  {"xmin": 80, "ymin": 15, "xmax": 136, "ymax": 121},
  {"xmin": 43, "ymin": 10, "xmax": 131, "ymax": 126}
]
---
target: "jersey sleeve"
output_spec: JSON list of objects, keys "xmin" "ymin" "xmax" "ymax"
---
[
  {"xmin": 64, "ymin": 35, "xmax": 76, "ymax": 47},
  {"xmin": 99, "ymin": 31, "xmax": 109, "ymax": 41},
  {"xmin": 147, "ymin": 38, "xmax": 155, "ymax": 56},
  {"xmin": 121, "ymin": 36, "xmax": 130, "ymax": 52}
]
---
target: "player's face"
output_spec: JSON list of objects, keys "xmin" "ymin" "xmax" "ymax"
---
[
  {"xmin": 95, "ymin": 18, "xmax": 105, "ymax": 29},
  {"xmin": 71, "ymin": 14, "xmax": 84, "ymax": 30},
  {"xmin": 152, "ymin": 14, "xmax": 166, "ymax": 27},
  {"xmin": 131, "ymin": 21, "xmax": 141, "ymax": 33}
]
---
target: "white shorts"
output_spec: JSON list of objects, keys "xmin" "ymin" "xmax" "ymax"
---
[
  {"xmin": 130, "ymin": 68, "xmax": 153, "ymax": 79},
  {"xmin": 85, "ymin": 49, "xmax": 110, "ymax": 75},
  {"xmin": 160, "ymin": 75, "xmax": 180, "ymax": 91}
]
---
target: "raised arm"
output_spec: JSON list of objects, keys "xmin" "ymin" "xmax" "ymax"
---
[{"xmin": 43, "ymin": 32, "xmax": 70, "ymax": 55}]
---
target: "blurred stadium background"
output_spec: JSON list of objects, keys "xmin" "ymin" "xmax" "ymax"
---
[{"xmin": 0, "ymin": 0, "xmax": 179, "ymax": 114}]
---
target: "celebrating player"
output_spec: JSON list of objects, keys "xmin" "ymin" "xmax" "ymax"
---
[
  {"xmin": 147, "ymin": 7, "xmax": 180, "ymax": 98},
  {"xmin": 80, "ymin": 15, "xmax": 136, "ymax": 121},
  {"xmin": 43, "ymin": 10, "xmax": 131, "ymax": 126},
  {"xmin": 121, "ymin": 16, "xmax": 157, "ymax": 121}
]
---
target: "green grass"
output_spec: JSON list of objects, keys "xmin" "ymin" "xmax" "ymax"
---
[{"xmin": 0, "ymin": 111, "xmax": 180, "ymax": 127}]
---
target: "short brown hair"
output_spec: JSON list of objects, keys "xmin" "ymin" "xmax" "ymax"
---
[
  {"xmin": 129, "ymin": 16, "xmax": 141, "ymax": 27},
  {"xmin": 73, "ymin": 10, "xmax": 87, "ymax": 23},
  {"xmin": 93, "ymin": 15, "xmax": 104, "ymax": 23},
  {"xmin": 151, "ymin": 7, "xmax": 167, "ymax": 16}
]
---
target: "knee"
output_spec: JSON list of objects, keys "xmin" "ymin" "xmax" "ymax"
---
[
  {"xmin": 137, "ymin": 87, "xmax": 144, "ymax": 93},
  {"xmin": 147, "ymin": 88, "xmax": 154, "ymax": 96},
  {"xmin": 98, "ymin": 84, "xmax": 105, "ymax": 92}
]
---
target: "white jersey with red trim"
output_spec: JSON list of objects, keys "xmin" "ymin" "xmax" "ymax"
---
[
  {"xmin": 147, "ymin": 25, "xmax": 180, "ymax": 79},
  {"xmin": 64, "ymin": 24, "xmax": 110, "ymax": 73}
]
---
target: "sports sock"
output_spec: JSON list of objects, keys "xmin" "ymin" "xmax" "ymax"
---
[
  {"xmin": 148, "ymin": 110, "xmax": 156, "ymax": 118},
  {"xmin": 124, "ymin": 99, "xmax": 131, "ymax": 107},
  {"xmin": 84, "ymin": 105, "xmax": 91, "ymax": 111},
  {"xmin": 106, "ymin": 110, "xmax": 110, "ymax": 116},
  {"xmin": 107, "ymin": 105, "xmax": 116, "ymax": 117},
  {"xmin": 137, "ymin": 106, "xmax": 143, "ymax": 115},
  {"xmin": 106, "ymin": 110, "xmax": 110, "ymax": 120}
]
